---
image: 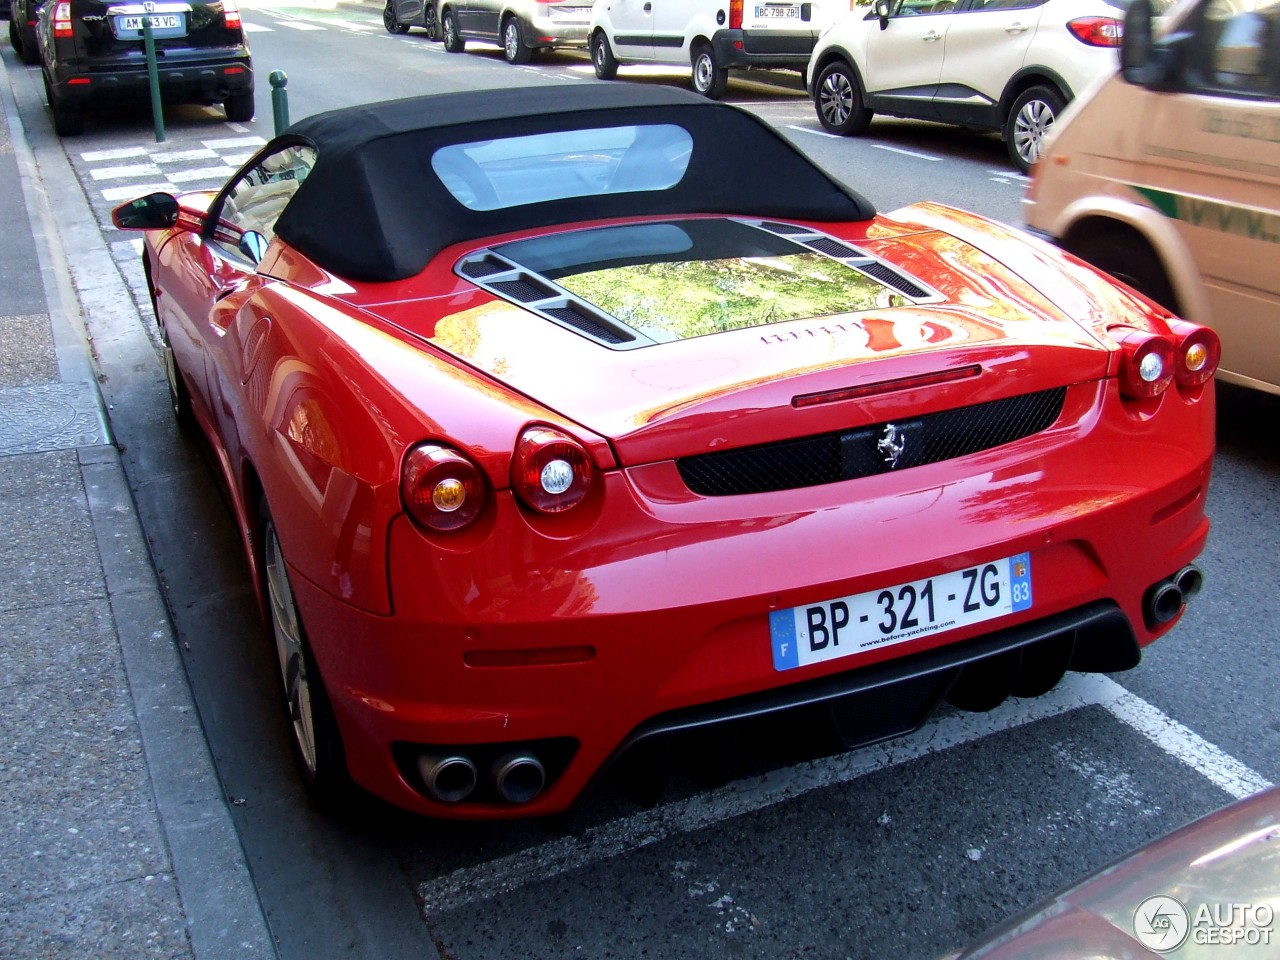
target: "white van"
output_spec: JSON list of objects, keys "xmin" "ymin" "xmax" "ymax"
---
[
  {"xmin": 1025, "ymin": 0, "xmax": 1280, "ymax": 394},
  {"xmin": 589, "ymin": 0, "xmax": 836, "ymax": 98}
]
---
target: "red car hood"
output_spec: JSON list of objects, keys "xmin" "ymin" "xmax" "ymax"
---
[{"xmin": 363, "ymin": 214, "xmax": 1129, "ymax": 465}]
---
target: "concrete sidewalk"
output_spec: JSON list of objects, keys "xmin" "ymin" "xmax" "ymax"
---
[{"xmin": 0, "ymin": 46, "xmax": 275, "ymax": 960}]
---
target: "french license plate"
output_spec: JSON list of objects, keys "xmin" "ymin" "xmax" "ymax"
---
[
  {"xmin": 755, "ymin": 5, "xmax": 799, "ymax": 17},
  {"xmin": 770, "ymin": 553, "xmax": 1032, "ymax": 671},
  {"xmin": 115, "ymin": 13, "xmax": 185, "ymax": 35}
]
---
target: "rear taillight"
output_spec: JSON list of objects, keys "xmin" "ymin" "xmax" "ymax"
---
[
  {"xmin": 1168, "ymin": 320, "xmax": 1221, "ymax": 389},
  {"xmin": 1114, "ymin": 328, "xmax": 1176, "ymax": 399},
  {"xmin": 223, "ymin": 0, "xmax": 242, "ymax": 30},
  {"xmin": 1067, "ymin": 16, "xmax": 1122, "ymax": 47},
  {"xmin": 511, "ymin": 426, "xmax": 595, "ymax": 514},
  {"xmin": 53, "ymin": 2, "xmax": 73, "ymax": 38},
  {"xmin": 401, "ymin": 443, "xmax": 488, "ymax": 532},
  {"xmin": 729, "ymin": 0, "xmax": 743, "ymax": 30}
]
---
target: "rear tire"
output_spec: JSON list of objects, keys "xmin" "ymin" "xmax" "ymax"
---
[
  {"xmin": 1066, "ymin": 230, "xmax": 1179, "ymax": 314},
  {"xmin": 502, "ymin": 16, "xmax": 530, "ymax": 64},
  {"xmin": 1005, "ymin": 84, "xmax": 1065, "ymax": 173},
  {"xmin": 691, "ymin": 43, "xmax": 727, "ymax": 99},
  {"xmin": 16, "ymin": 19, "xmax": 39, "ymax": 65},
  {"xmin": 261, "ymin": 506, "xmax": 352, "ymax": 809},
  {"xmin": 224, "ymin": 91, "xmax": 255, "ymax": 123},
  {"xmin": 383, "ymin": 0, "xmax": 410, "ymax": 34},
  {"xmin": 45, "ymin": 73, "xmax": 84, "ymax": 137},
  {"xmin": 441, "ymin": 7, "xmax": 464, "ymax": 52},
  {"xmin": 815, "ymin": 60, "xmax": 872, "ymax": 136},
  {"xmin": 159, "ymin": 320, "xmax": 195, "ymax": 431},
  {"xmin": 424, "ymin": 0, "xmax": 439, "ymax": 40},
  {"xmin": 591, "ymin": 30, "xmax": 618, "ymax": 80}
]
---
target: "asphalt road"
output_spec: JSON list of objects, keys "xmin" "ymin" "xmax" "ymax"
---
[{"xmin": 6, "ymin": 2, "xmax": 1279, "ymax": 957}]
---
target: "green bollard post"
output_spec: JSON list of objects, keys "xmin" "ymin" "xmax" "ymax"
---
[
  {"xmin": 142, "ymin": 15, "xmax": 165, "ymax": 143},
  {"xmin": 270, "ymin": 71, "xmax": 290, "ymax": 137}
]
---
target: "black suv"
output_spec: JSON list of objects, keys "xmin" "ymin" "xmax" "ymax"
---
[
  {"xmin": 36, "ymin": 0, "xmax": 254, "ymax": 136},
  {"xmin": 8, "ymin": 0, "xmax": 44, "ymax": 65}
]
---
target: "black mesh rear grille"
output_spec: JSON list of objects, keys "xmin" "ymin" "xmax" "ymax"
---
[
  {"xmin": 543, "ymin": 306, "xmax": 632, "ymax": 345},
  {"xmin": 490, "ymin": 277, "xmax": 555, "ymax": 303},
  {"xmin": 676, "ymin": 387, "xmax": 1067, "ymax": 496},
  {"xmin": 804, "ymin": 237, "xmax": 860, "ymax": 259},
  {"xmin": 460, "ymin": 257, "xmax": 509, "ymax": 279},
  {"xmin": 857, "ymin": 261, "xmax": 928, "ymax": 298}
]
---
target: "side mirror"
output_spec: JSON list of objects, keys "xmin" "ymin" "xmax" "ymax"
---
[
  {"xmin": 239, "ymin": 230, "xmax": 269, "ymax": 264},
  {"xmin": 1120, "ymin": 0, "xmax": 1154, "ymax": 81},
  {"xmin": 874, "ymin": 0, "xmax": 891, "ymax": 29},
  {"xmin": 112, "ymin": 192, "xmax": 180, "ymax": 230}
]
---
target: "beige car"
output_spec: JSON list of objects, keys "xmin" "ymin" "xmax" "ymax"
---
[{"xmin": 1025, "ymin": 0, "xmax": 1280, "ymax": 394}]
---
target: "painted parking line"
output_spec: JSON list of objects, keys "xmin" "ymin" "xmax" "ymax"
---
[
  {"xmin": 873, "ymin": 143, "xmax": 944, "ymax": 162},
  {"xmin": 417, "ymin": 672, "xmax": 1271, "ymax": 918},
  {"xmin": 785, "ymin": 124, "xmax": 844, "ymax": 140}
]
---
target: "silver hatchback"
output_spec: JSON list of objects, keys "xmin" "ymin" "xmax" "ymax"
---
[{"xmin": 436, "ymin": 0, "xmax": 591, "ymax": 62}]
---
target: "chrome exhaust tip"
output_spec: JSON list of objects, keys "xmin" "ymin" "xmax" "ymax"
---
[
  {"xmin": 492, "ymin": 753, "xmax": 546, "ymax": 804},
  {"xmin": 1146, "ymin": 580, "xmax": 1184, "ymax": 626},
  {"xmin": 417, "ymin": 753, "xmax": 478, "ymax": 803},
  {"xmin": 1174, "ymin": 564, "xmax": 1205, "ymax": 601}
]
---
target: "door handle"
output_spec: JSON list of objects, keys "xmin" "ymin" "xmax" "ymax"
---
[
  {"xmin": 923, "ymin": 30, "xmax": 942, "ymax": 41},
  {"xmin": 1004, "ymin": 22, "xmax": 1027, "ymax": 32}
]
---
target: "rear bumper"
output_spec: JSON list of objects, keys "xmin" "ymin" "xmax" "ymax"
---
[
  {"xmin": 523, "ymin": 12, "xmax": 589, "ymax": 47},
  {"xmin": 50, "ymin": 50, "xmax": 253, "ymax": 107},
  {"xmin": 712, "ymin": 28, "xmax": 817, "ymax": 70},
  {"xmin": 293, "ymin": 377, "xmax": 1214, "ymax": 819}
]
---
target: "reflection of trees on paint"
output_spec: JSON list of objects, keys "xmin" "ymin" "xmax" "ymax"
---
[{"xmin": 559, "ymin": 254, "xmax": 896, "ymax": 342}]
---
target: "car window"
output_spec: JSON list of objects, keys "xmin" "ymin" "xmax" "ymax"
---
[
  {"xmin": 962, "ymin": 0, "xmax": 1044, "ymax": 11},
  {"xmin": 891, "ymin": 0, "xmax": 958, "ymax": 15},
  {"xmin": 215, "ymin": 143, "xmax": 318, "ymax": 260},
  {"xmin": 430, "ymin": 124, "xmax": 693, "ymax": 212},
  {"xmin": 1190, "ymin": 0, "xmax": 1280, "ymax": 97}
]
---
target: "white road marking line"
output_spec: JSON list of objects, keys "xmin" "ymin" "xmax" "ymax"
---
[
  {"xmin": 81, "ymin": 146, "xmax": 147, "ymax": 162},
  {"xmin": 169, "ymin": 166, "xmax": 237, "ymax": 183},
  {"xmin": 203, "ymin": 136, "xmax": 266, "ymax": 149},
  {"xmin": 278, "ymin": 20, "xmax": 326, "ymax": 30},
  {"xmin": 416, "ymin": 672, "xmax": 1269, "ymax": 918},
  {"xmin": 242, "ymin": 21, "xmax": 273, "ymax": 31},
  {"xmin": 873, "ymin": 143, "xmax": 943, "ymax": 161},
  {"xmin": 90, "ymin": 162, "xmax": 163, "ymax": 181},
  {"xmin": 225, "ymin": 123, "xmax": 253, "ymax": 135},
  {"xmin": 102, "ymin": 183, "xmax": 172, "ymax": 202},
  {"xmin": 222, "ymin": 153, "xmax": 255, "ymax": 165},
  {"xmin": 153, "ymin": 148, "xmax": 220, "ymax": 163},
  {"xmin": 785, "ymin": 124, "xmax": 842, "ymax": 140},
  {"xmin": 989, "ymin": 169, "xmax": 1029, "ymax": 181},
  {"xmin": 339, "ymin": 21, "xmax": 379, "ymax": 30},
  {"xmin": 1103, "ymin": 689, "xmax": 1271, "ymax": 800}
]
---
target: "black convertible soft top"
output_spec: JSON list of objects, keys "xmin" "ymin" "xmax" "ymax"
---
[{"xmin": 273, "ymin": 84, "xmax": 875, "ymax": 284}]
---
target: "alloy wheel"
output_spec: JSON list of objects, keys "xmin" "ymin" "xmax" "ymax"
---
[{"xmin": 264, "ymin": 521, "xmax": 318, "ymax": 775}]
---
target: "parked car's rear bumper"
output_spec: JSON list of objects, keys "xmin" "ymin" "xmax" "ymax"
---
[
  {"xmin": 713, "ymin": 27, "xmax": 816, "ymax": 69},
  {"xmin": 50, "ymin": 50, "xmax": 252, "ymax": 107},
  {"xmin": 293, "ymin": 377, "xmax": 1215, "ymax": 819}
]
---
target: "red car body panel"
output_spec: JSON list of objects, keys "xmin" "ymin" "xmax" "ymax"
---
[{"xmin": 123, "ymin": 87, "xmax": 1216, "ymax": 818}]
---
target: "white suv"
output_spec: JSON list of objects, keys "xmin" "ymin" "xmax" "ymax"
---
[{"xmin": 807, "ymin": 0, "xmax": 1125, "ymax": 171}]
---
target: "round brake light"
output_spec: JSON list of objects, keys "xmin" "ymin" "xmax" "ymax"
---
[
  {"xmin": 401, "ymin": 444, "xmax": 487, "ymax": 531},
  {"xmin": 512, "ymin": 427, "xmax": 595, "ymax": 514}
]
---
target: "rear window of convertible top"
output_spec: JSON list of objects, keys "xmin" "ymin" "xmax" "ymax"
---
[{"xmin": 430, "ymin": 124, "xmax": 693, "ymax": 212}]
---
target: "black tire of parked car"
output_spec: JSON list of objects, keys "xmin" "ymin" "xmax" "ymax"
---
[
  {"xmin": 224, "ymin": 91, "xmax": 255, "ymax": 123},
  {"xmin": 1066, "ymin": 228, "xmax": 1181, "ymax": 316},
  {"xmin": 502, "ymin": 15, "xmax": 531, "ymax": 64},
  {"xmin": 815, "ymin": 60, "xmax": 873, "ymax": 136},
  {"xmin": 424, "ymin": 0, "xmax": 439, "ymax": 41},
  {"xmin": 383, "ymin": 0, "xmax": 410, "ymax": 35},
  {"xmin": 43, "ymin": 72, "xmax": 84, "ymax": 137},
  {"xmin": 441, "ymin": 7, "xmax": 464, "ymax": 52},
  {"xmin": 1004, "ymin": 84, "xmax": 1065, "ymax": 174},
  {"xmin": 15, "ymin": 16, "xmax": 39, "ymax": 65},
  {"xmin": 260, "ymin": 504, "xmax": 353, "ymax": 811},
  {"xmin": 691, "ymin": 43, "xmax": 727, "ymax": 100},
  {"xmin": 591, "ymin": 30, "xmax": 618, "ymax": 80}
]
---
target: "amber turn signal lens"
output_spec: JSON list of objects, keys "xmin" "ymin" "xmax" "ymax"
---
[
  {"xmin": 401, "ymin": 443, "xmax": 487, "ymax": 531},
  {"xmin": 1168, "ymin": 320, "xmax": 1221, "ymax": 389}
]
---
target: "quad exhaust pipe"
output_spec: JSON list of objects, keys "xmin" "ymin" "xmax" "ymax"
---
[
  {"xmin": 1144, "ymin": 564, "xmax": 1204, "ymax": 628},
  {"xmin": 416, "ymin": 750, "xmax": 548, "ymax": 804}
]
